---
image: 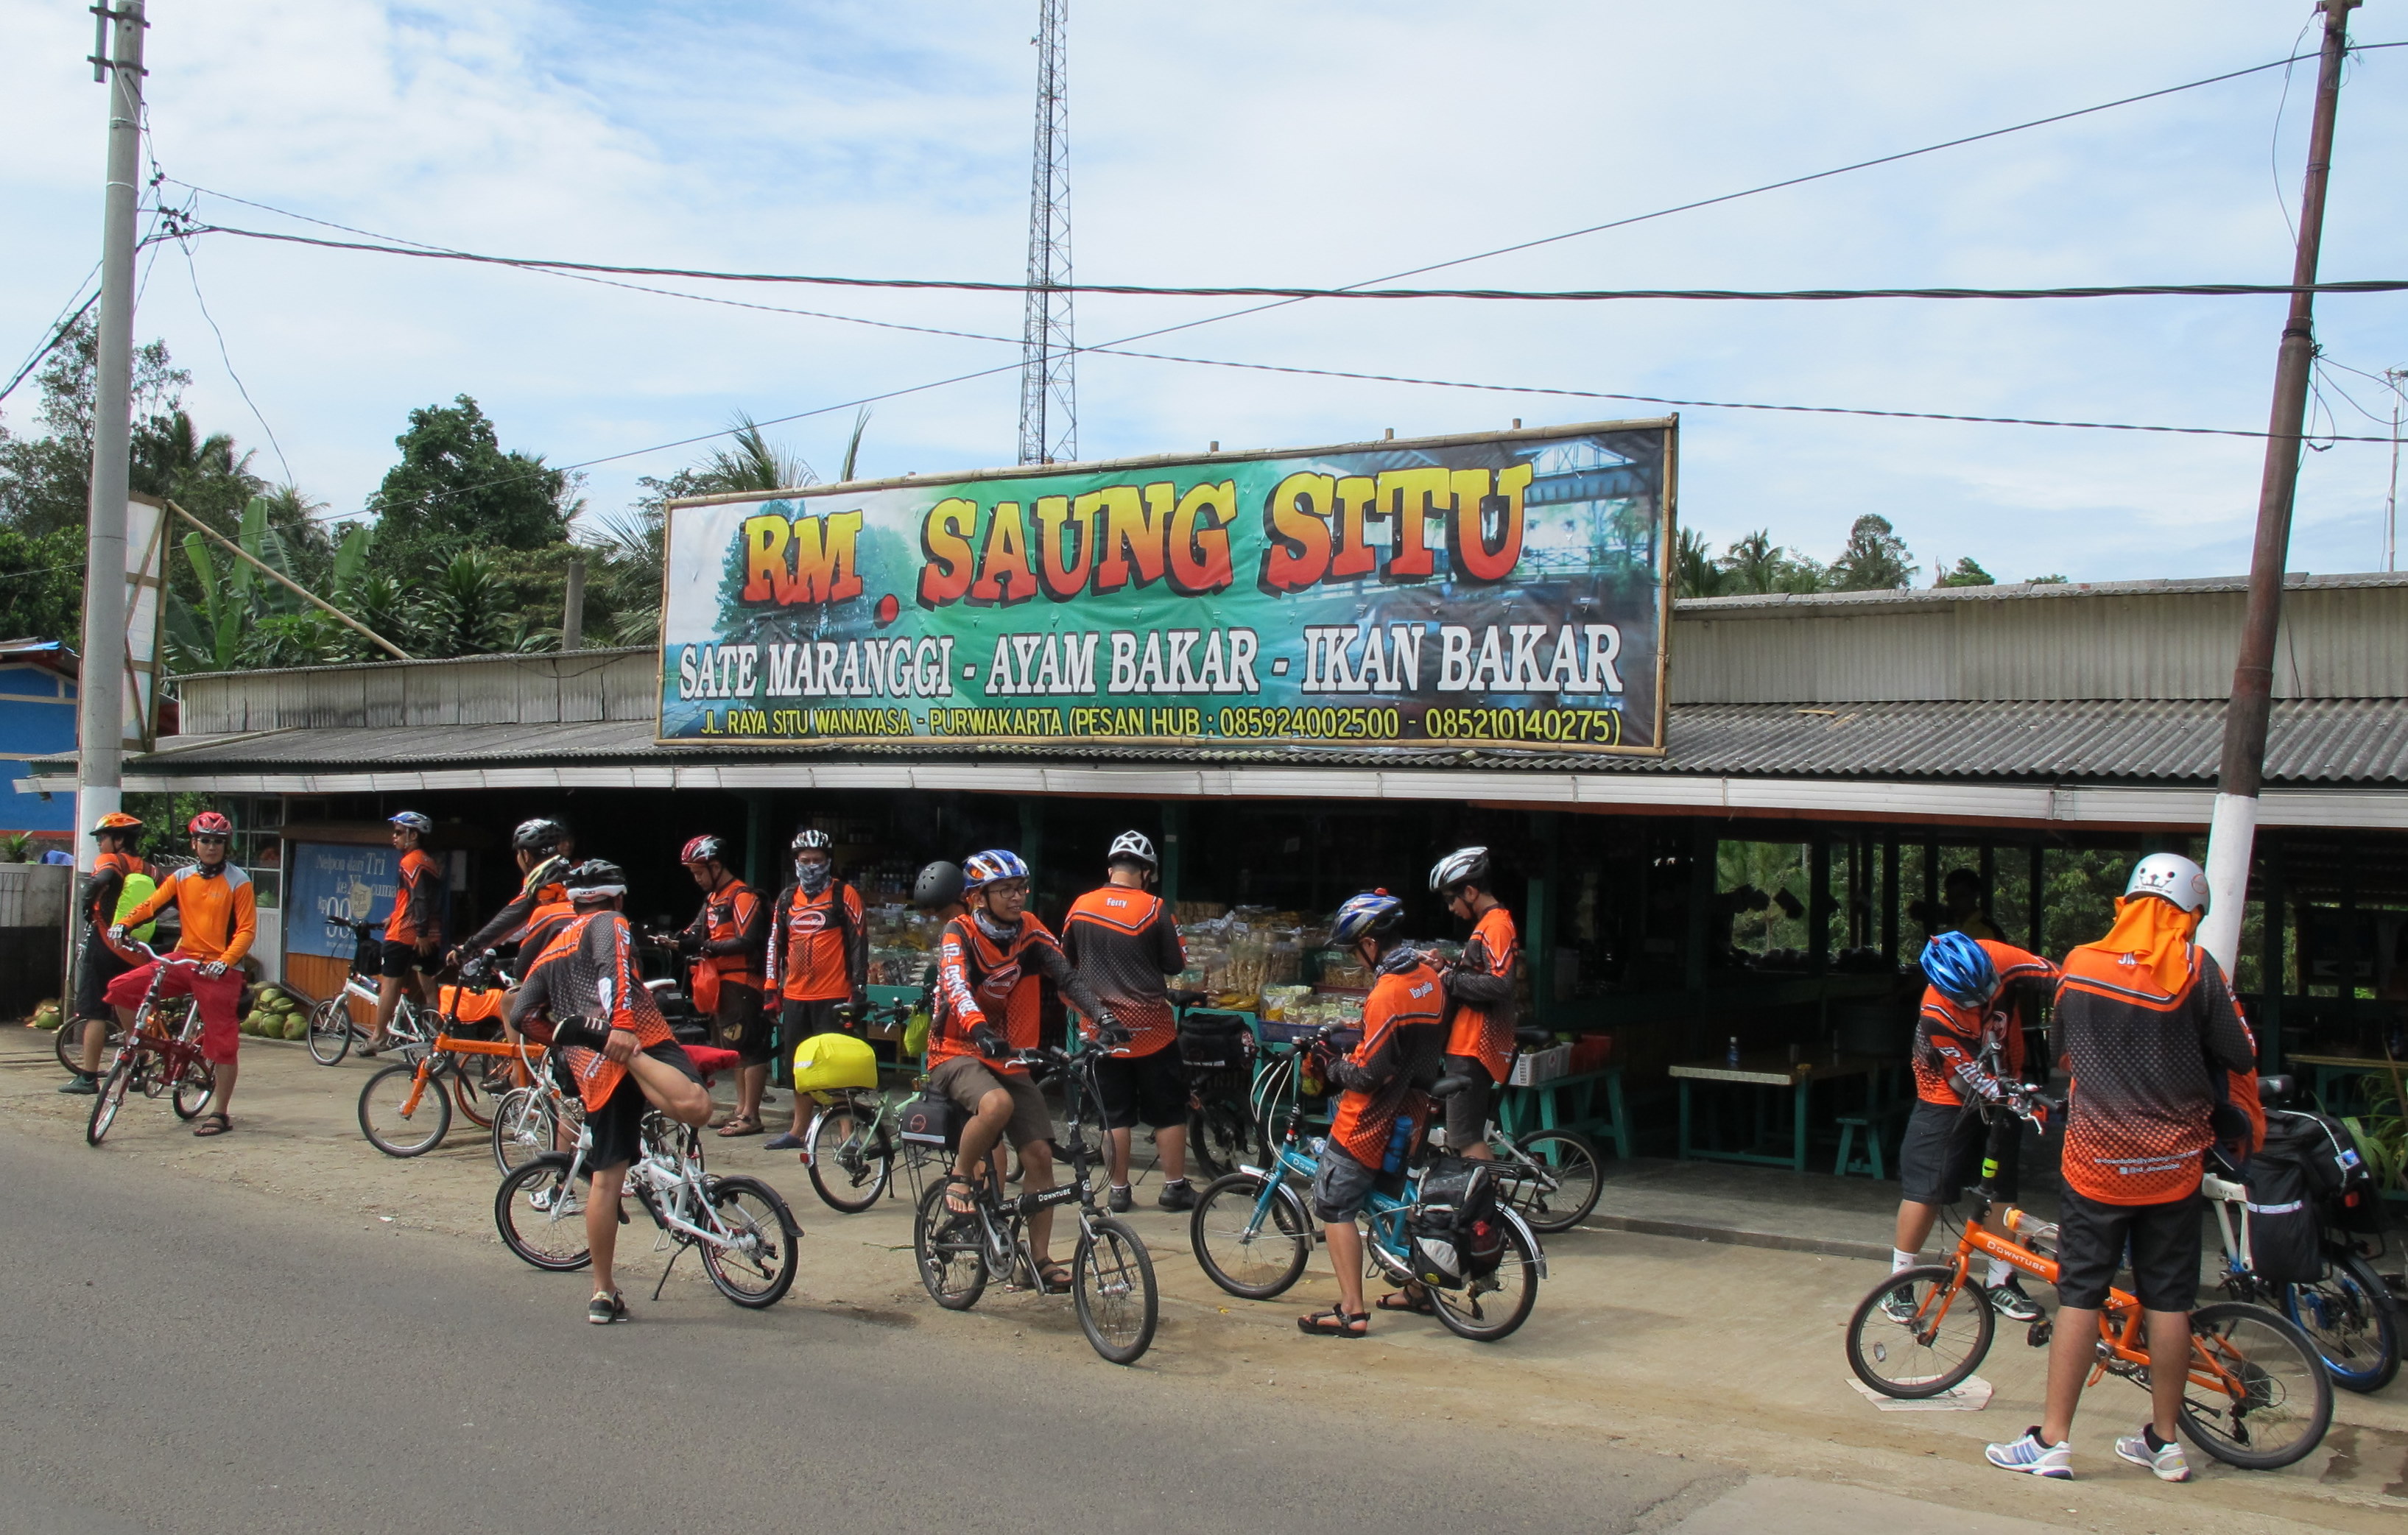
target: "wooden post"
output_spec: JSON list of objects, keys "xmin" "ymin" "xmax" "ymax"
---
[
  {"xmin": 2027, "ymin": 841, "xmax": 2046, "ymax": 955},
  {"xmin": 1686, "ymin": 818, "xmax": 1714, "ymax": 994},
  {"xmin": 1809, "ymin": 829, "xmax": 1832, "ymax": 975},
  {"xmin": 1161, "ymin": 802, "xmax": 1186, "ymax": 907},
  {"xmin": 1881, "ymin": 837, "xmax": 1901, "ymax": 966},
  {"xmin": 2261, "ymin": 836, "xmax": 2286, "ymax": 1072}
]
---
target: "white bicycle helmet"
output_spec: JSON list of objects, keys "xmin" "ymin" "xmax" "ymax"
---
[
  {"xmin": 2124, "ymin": 852, "xmax": 2209, "ymax": 914},
  {"xmin": 1429, "ymin": 846, "xmax": 1490, "ymax": 896},
  {"xmin": 1107, "ymin": 830, "xmax": 1157, "ymax": 869}
]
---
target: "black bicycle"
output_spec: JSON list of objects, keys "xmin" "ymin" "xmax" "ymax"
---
[{"xmin": 910, "ymin": 1038, "xmax": 1160, "ymax": 1364}]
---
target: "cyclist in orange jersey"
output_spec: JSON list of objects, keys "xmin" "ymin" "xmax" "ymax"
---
[
  {"xmin": 367, "ymin": 811, "xmax": 443, "ymax": 1055},
  {"xmin": 1062, "ymin": 831, "xmax": 1191, "ymax": 1212},
  {"xmin": 1428, "ymin": 847, "xmax": 1518, "ymax": 1162},
  {"xmin": 62, "ymin": 812, "xmax": 152, "ymax": 1095},
  {"xmin": 108, "ymin": 811, "xmax": 256, "ymax": 1137}
]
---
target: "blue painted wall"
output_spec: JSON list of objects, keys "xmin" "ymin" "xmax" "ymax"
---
[{"xmin": 0, "ymin": 663, "xmax": 80, "ymax": 835}]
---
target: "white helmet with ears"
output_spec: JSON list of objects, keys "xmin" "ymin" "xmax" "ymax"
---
[{"xmin": 2124, "ymin": 852, "xmax": 2208, "ymax": 914}]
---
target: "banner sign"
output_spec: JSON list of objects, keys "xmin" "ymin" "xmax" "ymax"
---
[
  {"xmin": 285, "ymin": 842, "xmax": 400, "ymax": 960},
  {"xmin": 658, "ymin": 419, "xmax": 1673, "ymax": 757}
]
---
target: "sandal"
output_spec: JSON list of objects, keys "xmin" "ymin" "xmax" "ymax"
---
[
  {"xmin": 714, "ymin": 1115, "xmax": 764, "ymax": 1137},
  {"xmin": 1035, "ymin": 1261, "xmax": 1074, "ymax": 1295},
  {"xmin": 1377, "ymin": 1288, "xmax": 1434, "ymax": 1315},
  {"xmin": 943, "ymin": 1176, "xmax": 980, "ymax": 1217},
  {"xmin": 1297, "ymin": 1307, "xmax": 1370, "ymax": 1338},
  {"xmin": 192, "ymin": 1112, "xmax": 232, "ymax": 1138}
]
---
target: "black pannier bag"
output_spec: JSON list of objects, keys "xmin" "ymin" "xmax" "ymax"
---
[
  {"xmin": 1177, "ymin": 1010, "xmax": 1254, "ymax": 1073},
  {"xmin": 1407, "ymin": 1158, "xmax": 1508, "ymax": 1291},
  {"xmin": 2243, "ymin": 1129, "xmax": 2324, "ymax": 1285},
  {"xmin": 896, "ymin": 1093, "xmax": 962, "ymax": 1150},
  {"xmin": 2266, "ymin": 1107, "xmax": 2384, "ymax": 1237}
]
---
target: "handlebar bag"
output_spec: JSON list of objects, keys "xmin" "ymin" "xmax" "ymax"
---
[
  {"xmin": 1407, "ymin": 1158, "xmax": 1507, "ymax": 1291},
  {"xmin": 896, "ymin": 1091, "xmax": 961, "ymax": 1150},
  {"xmin": 793, "ymin": 1031, "xmax": 879, "ymax": 1093},
  {"xmin": 2239, "ymin": 1140, "xmax": 2322, "ymax": 1285}
]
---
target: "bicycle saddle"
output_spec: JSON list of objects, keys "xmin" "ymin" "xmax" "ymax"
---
[
  {"xmin": 1513, "ymin": 1028, "xmax": 1554, "ymax": 1050},
  {"xmin": 2257, "ymin": 1073, "xmax": 2295, "ymax": 1104},
  {"xmin": 1428, "ymin": 1075, "xmax": 1476, "ymax": 1100}
]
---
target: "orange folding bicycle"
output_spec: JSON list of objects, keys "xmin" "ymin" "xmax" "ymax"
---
[{"xmin": 1845, "ymin": 1096, "xmax": 2332, "ymax": 1471}]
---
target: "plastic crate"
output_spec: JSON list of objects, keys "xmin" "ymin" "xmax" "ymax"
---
[{"xmin": 1508, "ymin": 1043, "xmax": 1572, "ymax": 1086}]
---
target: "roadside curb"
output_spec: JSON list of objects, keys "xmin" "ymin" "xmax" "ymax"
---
[{"xmin": 1581, "ymin": 1210, "xmax": 1891, "ymax": 1263}]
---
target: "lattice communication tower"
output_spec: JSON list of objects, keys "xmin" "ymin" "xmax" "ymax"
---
[{"xmin": 1018, "ymin": 0, "xmax": 1075, "ymax": 465}]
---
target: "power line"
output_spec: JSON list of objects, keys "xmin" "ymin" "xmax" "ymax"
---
[
  {"xmin": 163, "ymin": 220, "xmax": 2408, "ymax": 304},
  {"xmin": 173, "ymin": 234, "xmax": 296, "ymax": 486}
]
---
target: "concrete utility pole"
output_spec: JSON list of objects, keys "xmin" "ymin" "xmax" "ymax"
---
[
  {"xmin": 75, "ymin": 0, "xmax": 148, "ymax": 872},
  {"xmin": 561, "ymin": 555, "xmax": 585, "ymax": 651},
  {"xmin": 2200, "ymin": 0, "xmax": 2360, "ymax": 975}
]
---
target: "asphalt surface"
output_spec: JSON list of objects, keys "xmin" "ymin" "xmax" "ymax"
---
[{"xmin": 0, "ymin": 1128, "xmax": 1720, "ymax": 1535}]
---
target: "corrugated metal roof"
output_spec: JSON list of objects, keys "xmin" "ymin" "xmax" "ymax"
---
[
  {"xmin": 94, "ymin": 698, "xmax": 2408, "ymax": 786},
  {"xmin": 1673, "ymin": 569, "xmax": 2408, "ymax": 615}
]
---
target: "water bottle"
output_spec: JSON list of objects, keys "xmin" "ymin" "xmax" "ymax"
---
[{"xmin": 1725, "ymin": 1035, "xmax": 1740, "ymax": 1066}]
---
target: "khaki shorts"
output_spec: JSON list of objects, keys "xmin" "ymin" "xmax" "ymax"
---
[{"xmin": 930, "ymin": 1054, "xmax": 1053, "ymax": 1151}]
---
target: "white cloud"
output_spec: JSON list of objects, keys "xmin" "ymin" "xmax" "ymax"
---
[{"xmin": 1, "ymin": 0, "xmax": 2401, "ymax": 580}]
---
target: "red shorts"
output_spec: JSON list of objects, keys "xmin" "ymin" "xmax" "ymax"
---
[{"xmin": 104, "ymin": 960, "xmax": 245, "ymax": 1065}]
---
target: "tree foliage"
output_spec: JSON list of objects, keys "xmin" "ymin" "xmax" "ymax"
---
[
  {"xmin": 1934, "ymin": 556, "xmax": 1996, "ymax": 587},
  {"xmin": 364, "ymin": 395, "xmax": 580, "ymax": 578},
  {"xmin": 1826, "ymin": 513, "xmax": 1919, "ymax": 591}
]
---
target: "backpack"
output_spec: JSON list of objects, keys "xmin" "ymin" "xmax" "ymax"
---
[
  {"xmin": 2264, "ymin": 1107, "xmax": 2383, "ymax": 1236},
  {"xmin": 2242, "ymin": 1135, "xmax": 2325, "ymax": 1285},
  {"xmin": 1407, "ymin": 1157, "xmax": 1509, "ymax": 1291}
]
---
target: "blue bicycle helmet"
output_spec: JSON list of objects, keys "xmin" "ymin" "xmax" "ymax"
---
[
  {"xmin": 387, "ymin": 810, "xmax": 433, "ymax": 836},
  {"xmin": 1331, "ymin": 889, "xmax": 1407, "ymax": 946},
  {"xmin": 962, "ymin": 849, "xmax": 1031, "ymax": 894},
  {"xmin": 1920, "ymin": 931, "xmax": 2000, "ymax": 1008}
]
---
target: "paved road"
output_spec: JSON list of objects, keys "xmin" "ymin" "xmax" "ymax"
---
[{"xmin": 1, "ymin": 1129, "xmax": 1718, "ymax": 1535}]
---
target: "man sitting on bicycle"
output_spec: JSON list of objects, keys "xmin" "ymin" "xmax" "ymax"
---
[
  {"xmin": 1062, "ymin": 831, "xmax": 1194, "ymax": 1213},
  {"xmin": 673, "ymin": 835, "xmax": 772, "ymax": 1137},
  {"xmin": 62, "ymin": 811, "xmax": 153, "ymax": 1095},
  {"xmin": 1429, "ymin": 847, "xmax": 1517, "ymax": 1162},
  {"xmin": 453, "ymin": 817, "xmax": 576, "ymax": 981},
  {"xmin": 1985, "ymin": 853, "xmax": 2258, "ymax": 1483},
  {"xmin": 106, "ymin": 811, "xmax": 256, "ymax": 1137},
  {"xmin": 368, "ymin": 811, "xmax": 443, "ymax": 1056},
  {"xmin": 929, "ymin": 849, "xmax": 1116, "ymax": 1294},
  {"xmin": 1299, "ymin": 889, "xmax": 1446, "ymax": 1338},
  {"xmin": 1884, "ymin": 931, "xmax": 2059, "ymax": 1327},
  {"xmin": 507, "ymin": 858, "xmax": 714, "ymax": 1324}
]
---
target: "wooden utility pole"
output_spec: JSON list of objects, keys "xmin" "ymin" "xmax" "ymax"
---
[{"xmin": 2199, "ymin": 0, "xmax": 2360, "ymax": 974}]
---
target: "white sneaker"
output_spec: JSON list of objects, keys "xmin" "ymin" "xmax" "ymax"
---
[
  {"xmin": 1879, "ymin": 1282, "xmax": 1919, "ymax": 1324},
  {"xmin": 2114, "ymin": 1426, "xmax": 2192, "ymax": 1483},
  {"xmin": 1985, "ymin": 1428, "xmax": 2073, "ymax": 1479},
  {"xmin": 529, "ymin": 1187, "xmax": 582, "ymax": 1216},
  {"xmin": 1987, "ymin": 1278, "xmax": 2045, "ymax": 1324}
]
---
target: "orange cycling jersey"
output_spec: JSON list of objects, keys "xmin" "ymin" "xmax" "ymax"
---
[
  {"xmin": 507, "ymin": 909, "xmax": 675, "ymax": 1111},
  {"xmin": 1060, "ymin": 885, "xmax": 1185, "ymax": 1056},
  {"xmin": 928, "ymin": 910, "xmax": 1108, "ymax": 1076},
  {"xmin": 121, "ymin": 862, "xmax": 258, "ymax": 965},
  {"xmin": 1326, "ymin": 948, "xmax": 1448, "ymax": 1171},
  {"xmin": 385, "ymin": 847, "xmax": 443, "ymax": 946},
  {"xmin": 767, "ymin": 881, "xmax": 865, "ymax": 1002},
  {"xmin": 1443, "ymin": 905, "xmax": 1519, "ymax": 1083},
  {"xmin": 1912, "ymin": 939, "xmax": 2057, "ymax": 1107}
]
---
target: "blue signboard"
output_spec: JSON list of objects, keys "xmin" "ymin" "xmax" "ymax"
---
[{"xmin": 286, "ymin": 842, "xmax": 400, "ymax": 959}]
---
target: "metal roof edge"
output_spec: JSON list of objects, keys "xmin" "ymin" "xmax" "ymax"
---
[{"xmin": 1672, "ymin": 570, "xmax": 2408, "ymax": 617}]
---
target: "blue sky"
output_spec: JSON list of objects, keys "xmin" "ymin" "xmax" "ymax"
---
[{"xmin": 3, "ymin": 0, "xmax": 2404, "ymax": 582}]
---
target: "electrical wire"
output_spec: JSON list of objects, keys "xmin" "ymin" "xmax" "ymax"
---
[{"xmin": 173, "ymin": 235, "xmax": 296, "ymax": 486}]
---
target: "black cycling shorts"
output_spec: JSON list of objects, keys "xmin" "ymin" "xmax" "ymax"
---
[
  {"xmin": 379, "ymin": 939, "xmax": 432, "ymax": 981},
  {"xmin": 773, "ymin": 997, "xmax": 848, "ymax": 1084},
  {"xmin": 1441, "ymin": 1053, "xmax": 1496, "ymax": 1151},
  {"xmin": 581, "ymin": 1042, "xmax": 704, "ymax": 1172},
  {"xmin": 1898, "ymin": 1099, "xmax": 2022, "ymax": 1205},
  {"xmin": 74, "ymin": 931, "xmax": 131, "ymax": 1020},
  {"xmin": 2053, "ymin": 1185, "xmax": 2203, "ymax": 1313},
  {"xmin": 1093, "ymin": 1045, "xmax": 1188, "ymax": 1131},
  {"xmin": 714, "ymin": 983, "xmax": 767, "ymax": 1064}
]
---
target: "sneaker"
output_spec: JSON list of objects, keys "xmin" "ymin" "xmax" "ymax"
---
[
  {"xmin": 587, "ymin": 1290, "xmax": 628, "ymax": 1325},
  {"xmin": 2114, "ymin": 1425, "xmax": 2192, "ymax": 1483},
  {"xmin": 530, "ymin": 1187, "xmax": 582, "ymax": 1216},
  {"xmin": 57, "ymin": 1076, "xmax": 98, "ymax": 1095},
  {"xmin": 1158, "ymin": 1179, "xmax": 1197, "ymax": 1212},
  {"xmin": 1879, "ymin": 1282, "xmax": 1919, "ymax": 1324},
  {"xmin": 1988, "ymin": 1277, "xmax": 2044, "ymax": 1323},
  {"xmin": 1985, "ymin": 1428, "xmax": 2073, "ymax": 1479},
  {"xmin": 762, "ymin": 1132, "xmax": 806, "ymax": 1151},
  {"xmin": 1108, "ymin": 1184, "xmax": 1133, "ymax": 1214}
]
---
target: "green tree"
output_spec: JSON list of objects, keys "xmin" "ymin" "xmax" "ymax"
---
[
  {"xmin": 0, "ymin": 524, "xmax": 86, "ymax": 640},
  {"xmin": 412, "ymin": 549, "xmax": 524, "ymax": 657},
  {"xmin": 1826, "ymin": 513, "xmax": 1918, "ymax": 590},
  {"xmin": 0, "ymin": 314, "xmax": 190, "ymax": 538},
  {"xmin": 1717, "ymin": 529, "xmax": 1826, "ymax": 595},
  {"xmin": 365, "ymin": 395, "xmax": 580, "ymax": 578},
  {"xmin": 1934, "ymin": 556, "xmax": 1995, "ymax": 588},
  {"xmin": 1672, "ymin": 526, "xmax": 1725, "ymax": 598}
]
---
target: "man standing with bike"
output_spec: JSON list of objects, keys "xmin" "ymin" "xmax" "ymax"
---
[
  {"xmin": 368, "ymin": 811, "xmax": 443, "ymax": 1056},
  {"xmin": 1063, "ymin": 831, "xmax": 1193, "ymax": 1213},
  {"xmin": 61, "ymin": 811, "xmax": 152, "ymax": 1095},
  {"xmin": 1299, "ymin": 890, "xmax": 1447, "ymax": 1338},
  {"xmin": 929, "ymin": 849, "xmax": 1116, "ymax": 1294},
  {"xmin": 508, "ymin": 858, "xmax": 714, "ymax": 1324},
  {"xmin": 106, "ymin": 812, "xmax": 256, "ymax": 1137},
  {"xmin": 674, "ymin": 835, "xmax": 772, "ymax": 1137},
  {"xmin": 1985, "ymin": 853, "xmax": 2258, "ymax": 1483},
  {"xmin": 454, "ymin": 817, "xmax": 576, "ymax": 979},
  {"xmin": 764, "ymin": 828, "xmax": 867, "ymax": 1151},
  {"xmin": 1884, "ymin": 931, "xmax": 2059, "ymax": 1327},
  {"xmin": 1429, "ymin": 847, "xmax": 1516, "ymax": 1162}
]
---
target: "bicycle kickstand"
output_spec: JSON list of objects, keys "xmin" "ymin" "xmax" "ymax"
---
[{"xmin": 649, "ymin": 1243, "xmax": 687, "ymax": 1302}]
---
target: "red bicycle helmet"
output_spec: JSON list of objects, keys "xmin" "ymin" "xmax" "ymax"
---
[
  {"xmin": 187, "ymin": 811, "xmax": 233, "ymax": 838},
  {"xmin": 680, "ymin": 834, "xmax": 727, "ymax": 866}
]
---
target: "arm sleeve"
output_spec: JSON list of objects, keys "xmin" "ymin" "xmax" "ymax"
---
[
  {"xmin": 1155, "ymin": 909, "xmax": 1186, "ymax": 977},
  {"xmin": 2199, "ymin": 958, "xmax": 2258, "ymax": 1075},
  {"xmin": 1059, "ymin": 916, "xmax": 1083, "ymax": 969},
  {"xmin": 935, "ymin": 920, "xmax": 984, "ymax": 1032},
  {"xmin": 85, "ymin": 867, "xmax": 124, "ymax": 926},
  {"xmin": 601, "ymin": 919, "xmax": 644, "ymax": 1032},
  {"xmin": 1921, "ymin": 1005, "xmax": 2013, "ymax": 1102},
  {"xmin": 1446, "ymin": 933, "xmax": 1515, "ymax": 1006},
  {"xmin": 703, "ymin": 889, "xmax": 770, "ymax": 959},
  {"xmin": 762, "ymin": 887, "xmax": 791, "ymax": 992},
  {"xmin": 506, "ymin": 961, "xmax": 552, "ymax": 1028},
  {"xmin": 1326, "ymin": 1010, "xmax": 1401, "ymax": 1095},
  {"xmin": 1029, "ymin": 936, "xmax": 1110, "ymax": 1022},
  {"xmin": 464, "ymin": 885, "xmax": 538, "ymax": 954},
  {"xmin": 677, "ymin": 903, "xmax": 710, "ymax": 950},
  {"xmin": 405, "ymin": 857, "xmax": 441, "ymax": 939},
  {"xmin": 845, "ymin": 886, "xmax": 867, "ymax": 991},
  {"xmin": 223, "ymin": 882, "xmax": 258, "ymax": 965},
  {"xmin": 120, "ymin": 871, "xmax": 175, "ymax": 931}
]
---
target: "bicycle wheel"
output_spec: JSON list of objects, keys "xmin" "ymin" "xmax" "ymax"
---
[
  {"xmin": 1190, "ymin": 1172, "xmax": 1312, "ymax": 1299},
  {"xmin": 700, "ymin": 1175, "xmax": 800, "ymax": 1308},
  {"xmin": 1503, "ymin": 1129, "xmax": 1603, "ymax": 1233},
  {"xmin": 2284, "ymin": 1252, "xmax": 2400, "ymax": 1393},
  {"xmin": 449, "ymin": 1059, "xmax": 496, "ymax": 1130},
  {"xmin": 85, "ymin": 1056, "xmax": 135, "ymax": 1146},
  {"xmin": 490, "ymin": 1087, "xmax": 552, "ymax": 1176},
  {"xmin": 494, "ymin": 1154, "xmax": 593, "ymax": 1271},
  {"xmin": 358, "ymin": 1062, "xmax": 451, "ymax": 1157},
  {"xmin": 306, "ymin": 999, "xmax": 353, "ymax": 1065},
  {"xmin": 912, "ymin": 1179, "xmax": 988, "ymax": 1310},
  {"xmin": 2178, "ymin": 1301, "xmax": 2334, "ymax": 1469},
  {"xmin": 1187, "ymin": 1096, "xmax": 1261, "ymax": 1182},
  {"xmin": 1074, "ymin": 1215, "xmax": 1159, "ymax": 1365},
  {"xmin": 1845, "ymin": 1264, "xmax": 1994, "ymax": 1397},
  {"xmin": 171, "ymin": 1056, "xmax": 216, "ymax": 1121},
  {"xmin": 806, "ymin": 1098, "xmax": 893, "ymax": 1214},
  {"xmin": 1426, "ymin": 1216, "xmax": 1541, "ymax": 1343},
  {"xmin": 57, "ymin": 1015, "xmax": 119, "ymax": 1077}
]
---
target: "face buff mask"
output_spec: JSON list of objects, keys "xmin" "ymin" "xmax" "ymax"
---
[{"xmin": 796, "ymin": 858, "xmax": 832, "ymax": 896}]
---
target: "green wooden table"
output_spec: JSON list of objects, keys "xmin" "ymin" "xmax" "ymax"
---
[
  {"xmin": 1670, "ymin": 1051, "xmax": 1886, "ymax": 1173},
  {"xmin": 1493, "ymin": 1067, "xmax": 1630, "ymax": 1158}
]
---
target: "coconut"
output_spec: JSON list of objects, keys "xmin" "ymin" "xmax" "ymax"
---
[
  {"xmin": 255, "ymin": 987, "xmax": 287, "ymax": 1009},
  {"xmin": 281, "ymin": 1014, "xmax": 309, "ymax": 1041}
]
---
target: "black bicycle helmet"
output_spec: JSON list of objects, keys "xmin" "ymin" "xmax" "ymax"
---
[
  {"xmin": 564, "ymin": 858, "xmax": 627, "ymax": 903},
  {"xmin": 513, "ymin": 816, "xmax": 568, "ymax": 853},
  {"xmin": 913, "ymin": 860, "xmax": 966, "ymax": 910}
]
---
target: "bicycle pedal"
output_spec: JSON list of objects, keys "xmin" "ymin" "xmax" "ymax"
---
[{"xmin": 2026, "ymin": 1320, "xmax": 2052, "ymax": 1347}]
